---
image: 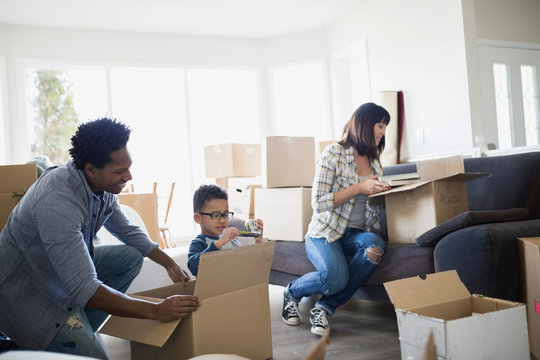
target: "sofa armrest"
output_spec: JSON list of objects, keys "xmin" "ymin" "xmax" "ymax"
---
[{"xmin": 433, "ymin": 219, "xmax": 540, "ymax": 301}]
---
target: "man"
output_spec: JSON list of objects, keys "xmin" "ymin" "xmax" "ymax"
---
[{"xmin": 0, "ymin": 117, "xmax": 199, "ymax": 359}]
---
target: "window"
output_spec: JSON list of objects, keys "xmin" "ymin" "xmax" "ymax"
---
[
  {"xmin": 271, "ymin": 60, "xmax": 330, "ymax": 139},
  {"xmin": 24, "ymin": 64, "xmax": 261, "ymax": 239},
  {"xmin": 479, "ymin": 44, "xmax": 540, "ymax": 150}
]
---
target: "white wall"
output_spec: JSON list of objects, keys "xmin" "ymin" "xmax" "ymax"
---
[
  {"xmin": 328, "ymin": 0, "xmax": 473, "ymax": 161},
  {"xmin": 474, "ymin": 0, "xmax": 540, "ymax": 43},
  {"xmin": 1, "ymin": 24, "xmax": 265, "ymax": 163}
]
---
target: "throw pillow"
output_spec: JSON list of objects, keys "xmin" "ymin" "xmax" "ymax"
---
[{"xmin": 415, "ymin": 208, "xmax": 530, "ymax": 247}]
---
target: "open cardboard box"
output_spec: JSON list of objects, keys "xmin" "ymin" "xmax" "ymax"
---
[
  {"xmin": 0, "ymin": 164, "xmax": 38, "ymax": 231},
  {"xmin": 384, "ymin": 270, "xmax": 530, "ymax": 360},
  {"xmin": 517, "ymin": 237, "xmax": 540, "ymax": 360},
  {"xmin": 371, "ymin": 155, "xmax": 489, "ymax": 244},
  {"xmin": 100, "ymin": 241, "xmax": 275, "ymax": 360}
]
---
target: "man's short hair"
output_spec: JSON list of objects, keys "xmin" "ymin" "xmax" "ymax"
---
[
  {"xmin": 193, "ymin": 184, "xmax": 228, "ymax": 213},
  {"xmin": 69, "ymin": 117, "xmax": 131, "ymax": 169}
]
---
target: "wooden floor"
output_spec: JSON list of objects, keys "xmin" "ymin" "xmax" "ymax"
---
[{"xmin": 97, "ymin": 284, "xmax": 402, "ymax": 360}]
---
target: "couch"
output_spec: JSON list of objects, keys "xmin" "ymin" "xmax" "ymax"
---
[{"xmin": 269, "ymin": 151, "xmax": 540, "ymax": 303}]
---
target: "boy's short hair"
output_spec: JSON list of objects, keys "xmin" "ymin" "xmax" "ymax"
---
[{"xmin": 193, "ymin": 184, "xmax": 228, "ymax": 213}]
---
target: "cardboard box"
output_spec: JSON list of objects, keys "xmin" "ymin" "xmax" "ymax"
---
[
  {"xmin": 371, "ymin": 155, "xmax": 489, "ymax": 244},
  {"xmin": 0, "ymin": 164, "xmax": 38, "ymax": 231},
  {"xmin": 205, "ymin": 143, "xmax": 261, "ymax": 179},
  {"xmin": 384, "ymin": 270, "xmax": 530, "ymax": 360},
  {"xmin": 262, "ymin": 136, "xmax": 315, "ymax": 188},
  {"xmin": 254, "ymin": 187, "xmax": 312, "ymax": 241},
  {"xmin": 117, "ymin": 193, "xmax": 161, "ymax": 246},
  {"xmin": 317, "ymin": 140, "xmax": 337, "ymax": 154},
  {"xmin": 517, "ymin": 237, "xmax": 540, "ymax": 360},
  {"xmin": 228, "ymin": 177, "xmax": 262, "ymax": 219},
  {"xmin": 100, "ymin": 241, "xmax": 275, "ymax": 360}
]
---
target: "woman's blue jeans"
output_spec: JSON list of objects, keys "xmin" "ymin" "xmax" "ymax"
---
[
  {"xmin": 287, "ymin": 228, "xmax": 385, "ymax": 316},
  {"xmin": 47, "ymin": 245, "xmax": 144, "ymax": 360}
]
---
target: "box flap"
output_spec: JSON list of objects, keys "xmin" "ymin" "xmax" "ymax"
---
[
  {"xmin": 384, "ymin": 270, "xmax": 470, "ymax": 310},
  {"xmin": 194, "ymin": 241, "xmax": 275, "ymax": 299},
  {"xmin": 369, "ymin": 180, "xmax": 431, "ymax": 197},
  {"xmin": 99, "ymin": 295, "xmax": 182, "ymax": 347},
  {"xmin": 417, "ymin": 155, "xmax": 464, "ymax": 181}
]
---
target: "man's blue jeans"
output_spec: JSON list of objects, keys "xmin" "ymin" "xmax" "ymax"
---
[
  {"xmin": 287, "ymin": 228, "xmax": 385, "ymax": 316},
  {"xmin": 47, "ymin": 245, "xmax": 144, "ymax": 360}
]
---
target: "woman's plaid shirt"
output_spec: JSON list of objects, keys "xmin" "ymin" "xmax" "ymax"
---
[{"xmin": 306, "ymin": 143, "xmax": 383, "ymax": 243}]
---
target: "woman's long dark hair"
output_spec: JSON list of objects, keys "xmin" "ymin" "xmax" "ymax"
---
[{"xmin": 338, "ymin": 102, "xmax": 390, "ymax": 161}]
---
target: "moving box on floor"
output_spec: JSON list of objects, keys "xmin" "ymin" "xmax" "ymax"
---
[
  {"xmin": 384, "ymin": 270, "xmax": 530, "ymax": 360},
  {"xmin": 517, "ymin": 237, "xmax": 540, "ymax": 360},
  {"xmin": 371, "ymin": 155, "xmax": 489, "ymax": 244},
  {"xmin": 228, "ymin": 177, "xmax": 261, "ymax": 220},
  {"xmin": 100, "ymin": 241, "xmax": 275, "ymax": 360}
]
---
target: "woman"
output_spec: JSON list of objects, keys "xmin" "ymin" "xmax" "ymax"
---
[{"xmin": 282, "ymin": 102, "xmax": 391, "ymax": 336}]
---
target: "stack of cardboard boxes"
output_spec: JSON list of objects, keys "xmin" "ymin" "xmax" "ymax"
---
[
  {"xmin": 255, "ymin": 136, "xmax": 316, "ymax": 242},
  {"xmin": 204, "ymin": 143, "xmax": 261, "ymax": 220}
]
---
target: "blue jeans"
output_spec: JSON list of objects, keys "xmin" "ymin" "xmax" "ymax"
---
[
  {"xmin": 47, "ymin": 245, "xmax": 144, "ymax": 359},
  {"xmin": 287, "ymin": 228, "xmax": 385, "ymax": 316}
]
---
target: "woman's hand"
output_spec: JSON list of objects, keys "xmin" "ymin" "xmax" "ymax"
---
[{"xmin": 360, "ymin": 175, "xmax": 391, "ymax": 195}]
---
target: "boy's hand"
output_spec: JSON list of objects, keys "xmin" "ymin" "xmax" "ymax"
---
[
  {"xmin": 254, "ymin": 219, "xmax": 264, "ymax": 243},
  {"xmin": 215, "ymin": 227, "xmax": 239, "ymax": 249}
]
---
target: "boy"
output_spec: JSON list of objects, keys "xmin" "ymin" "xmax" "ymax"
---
[{"xmin": 187, "ymin": 184, "xmax": 263, "ymax": 276}]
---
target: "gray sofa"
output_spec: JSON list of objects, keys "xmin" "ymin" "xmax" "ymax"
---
[{"xmin": 269, "ymin": 151, "xmax": 540, "ymax": 303}]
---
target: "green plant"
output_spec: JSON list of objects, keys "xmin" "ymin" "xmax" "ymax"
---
[{"xmin": 31, "ymin": 70, "xmax": 79, "ymax": 165}]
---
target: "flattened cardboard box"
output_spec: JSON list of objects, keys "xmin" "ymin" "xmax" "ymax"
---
[
  {"xmin": 0, "ymin": 164, "xmax": 38, "ymax": 231},
  {"xmin": 517, "ymin": 237, "xmax": 540, "ymax": 360},
  {"xmin": 117, "ymin": 193, "xmax": 161, "ymax": 245},
  {"xmin": 254, "ymin": 187, "xmax": 312, "ymax": 241},
  {"xmin": 100, "ymin": 241, "xmax": 275, "ymax": 360},
  {"xmin": 204, "ymin": 143, "xmax": 261, "ymax": 179},
  {"xmin": 371, "ymin": 155, "xmax": 489, "ymax": 244},
  {"xmin": 384, "ymin": 270, "xmax": 529, "ymax": 360}
]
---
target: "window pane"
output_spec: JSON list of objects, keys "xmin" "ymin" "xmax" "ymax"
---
[
  {"xmin": 520, "ymin": 65, "xmax": 540, "ymax": 146},
  {"xmin": 493, "ymin": 63, "xmax": 513, "ymax": 149},
  {"xmin": 186, "ymin": 68, "xmax": 260, "ymax": 184},
  {"xmin": 110, "ymin": 67, "xmax": 192, "ymax": 237},
  {"xmin": 272, "ymin": 61, "xmax": 329, "ymax": 139}
]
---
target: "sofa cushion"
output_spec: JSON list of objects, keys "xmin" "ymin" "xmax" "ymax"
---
[{"xmin": 415, "ymin": 208, "xmax": 530, "ymax": 247}]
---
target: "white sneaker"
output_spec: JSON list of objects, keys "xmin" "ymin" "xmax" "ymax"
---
[{"xmin": 310, "ymin": 307, "xmax": 329, "ymax": 336}]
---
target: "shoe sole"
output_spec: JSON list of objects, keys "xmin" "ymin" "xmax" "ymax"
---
[
  {"xmin": 282, "ymin": 317, "xmax": 300, "ymax": 326},
  {"xmin": 310, "ymin": 326, "xmax": 327, "ymax": 336}
]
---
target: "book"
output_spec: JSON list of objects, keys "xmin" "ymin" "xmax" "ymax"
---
[{"xmin": 378, "ymin": 172, "xmax": 420, "ymax": 187}]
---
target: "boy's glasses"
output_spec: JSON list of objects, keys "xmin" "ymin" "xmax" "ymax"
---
[{"xmin": 199, "ymin": 211, "xmax": 234, "ymax": 221}]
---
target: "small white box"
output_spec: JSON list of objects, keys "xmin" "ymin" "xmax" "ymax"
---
[
  {"xmin": 262, "ymin": 136, "xmax": 315, "ymax": 188},
  {"xmin": 254, "ymin": 187, "xmax": 312, "ymax": 241},
  {"xmin": 384, "ymin": 270, "xmax": 530, "ymax": 360},
  {"xmin": 227, "ymin": 177, "xmax": 261, "ymax": 220}
]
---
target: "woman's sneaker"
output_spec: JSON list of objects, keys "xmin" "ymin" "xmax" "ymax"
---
[
  {"xmin": 282, "ymin": 290, "xmax": 301, "ymax": 326},
  {"xmin": 310, "ymin": 307, "xmax": 329, "ymax": 336}
]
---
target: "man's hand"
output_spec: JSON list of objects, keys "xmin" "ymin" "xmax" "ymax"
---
[
  {"xmin": 154, "ymin": 295, "xmax": 200, "ymax": 322},
  {"xmin": 166, "ymin": 263, "xmax": 191, "ymax": 286}
]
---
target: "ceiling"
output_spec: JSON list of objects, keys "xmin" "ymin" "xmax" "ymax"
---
[{"xmin": 0, "ymin": 0, "xmax": 363, "ymax": 39}]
